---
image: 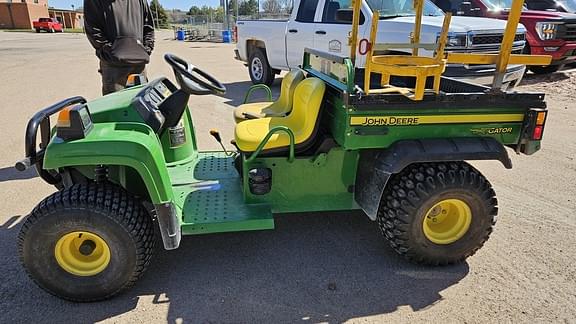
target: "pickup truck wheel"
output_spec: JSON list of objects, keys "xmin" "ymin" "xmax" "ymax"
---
[
  {"xmin": 18, "ymin": 183, "xmax": 155, "ymax": 302},
  {"xmin": 523, "ymin": 43, "xmax": 561, "ymax": 74},
  {"xmin": 249, "ymin": 49, "xmax": 274, "ymax": 86},
  {"xmin": 528, "ymin": 65, "xmax": 560, "ymax": 75},
  {"xmin": 377, "ymin": 162, "xmax": 497, "ymax": 265},
  {"xmin": 50, "ymin": 27, "xmax": 55, "ymax": 33},
  {"xmin": 35, "ymin": 29, "xmax": 40, "ymax": 33}
]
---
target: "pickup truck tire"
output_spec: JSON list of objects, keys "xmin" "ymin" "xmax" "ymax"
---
[
  {"xmin": 249, "ymin": 49, "xmax": 275, "ymax": 86},
  {"xmin": 18, "ymin": 183, "xmax": 155, "ymax": 302},
  {"xmin": 49, "ymin": 27, "xmax": 55, "ymax": 33},
  {"xmin": 528, "ymin": 65, "xmax": 560, "ymax": 75},
  {"xmin": 35, "ymin": 29, "xmax": 40, "ymax": 33},
  {"xmin": 377, "ymin": 162, "xmax": 497, "ymax": 265},
  {"xmin": 524, "ymin": 44, "xmax": 561, "ymax": 75}
]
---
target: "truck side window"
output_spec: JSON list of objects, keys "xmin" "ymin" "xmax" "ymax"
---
[
  {"xmin": 433, "ymin": 0, "xmax": 464, "ymax": 14},
  {"xmin": 526, "ymin": 0, "xmax": 556, "ymax": 10},
  {"xmin": 322, "ymin": 0, "xmax": 366, "ymax": 23},
  {"xmin": 296, "ymin": 0, "xmax": 320, "ymax": 22}
]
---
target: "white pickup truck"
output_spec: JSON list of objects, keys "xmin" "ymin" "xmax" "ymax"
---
[{"xmin": 235, "ymin": 0, "xmax": 527, "ymax": 88}]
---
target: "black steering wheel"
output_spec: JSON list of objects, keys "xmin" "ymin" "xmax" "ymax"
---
[{"xmin": 164, "ymin": 53, "xmax": 226, "ymax": 96}]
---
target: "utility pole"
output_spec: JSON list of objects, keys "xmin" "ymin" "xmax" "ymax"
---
[{"xmin": 224, "ymin": 0, "xmax": 229, "ymax": 31}]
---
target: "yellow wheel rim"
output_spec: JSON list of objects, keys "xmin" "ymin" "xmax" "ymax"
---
[
  {"xmin": 423, "ymin": 199, "xmax": 472, "ymax": 245},
  {"xmin": 54, "ymin": 231, "xmax": 111, "ymax": 276}
]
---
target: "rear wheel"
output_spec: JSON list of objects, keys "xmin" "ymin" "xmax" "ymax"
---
[
  {"xmin": 50, "ymin": 27, "xmax": 55, "ymax": 33},
  {"xmin": 18, "ymin": 183, "xmax": 155, "ymax": 302},
  {"xmin": 377, "ymin": 162, "xmax": 497, "ymax": 265},
  {"xmin": 35, "ymin": 29, "xmax": 40, "ymax": 33},
  {"xmin": 248, "ymin": 48, "xmax": 274, "ymax": 86}
]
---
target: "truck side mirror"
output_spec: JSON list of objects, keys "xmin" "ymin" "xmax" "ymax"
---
[{"xmin": 335, "ymin": 9, "xmax": 354, "ymax": 23}]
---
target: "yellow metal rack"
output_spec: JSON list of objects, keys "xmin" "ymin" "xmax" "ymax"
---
[{"xmin": 349, "ymin": 0, "xmax": 553, "ymax": 100}]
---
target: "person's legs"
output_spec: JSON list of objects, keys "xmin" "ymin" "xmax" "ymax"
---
[{"xmin": 99, "ymin": 61, "xmax": 145, "ymax": 95}]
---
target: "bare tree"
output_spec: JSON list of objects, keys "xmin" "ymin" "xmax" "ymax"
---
[
  {"xmin": 278, "ymin": 0, "xmax": 294, "ymax": 13},
  {"xmin": 262, "ymin": 0, "xmax": 282, "ymax": 14}
]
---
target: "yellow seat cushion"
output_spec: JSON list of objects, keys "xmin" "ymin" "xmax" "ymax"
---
[
  {"xmin": 235, "ymin": 77, "xmax": 326, "ymax": 152},
  {"xmin": 233, "ymin": 102, "xmax": 272, "ymax": 122},
  {"xmin": 233, "ymin": 69, "xmax": 305, "ymax": 123}
]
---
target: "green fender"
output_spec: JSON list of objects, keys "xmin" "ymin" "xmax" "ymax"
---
[
  {"xmin": 354, "ymin": 138, "xmax": 511, "ymax": 220},
  {"xmin": 43, "ymin": 122, "xmax": 174, "ymax": 204}
]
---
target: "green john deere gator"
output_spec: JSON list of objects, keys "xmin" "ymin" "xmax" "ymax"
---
[{"xmin": 15, "ymin": 50, "xmax": 549, "ymax": 301}]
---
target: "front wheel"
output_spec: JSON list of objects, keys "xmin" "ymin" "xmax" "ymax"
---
[
  {"xmin": 528, "ymin": 65, "xmax": 560, "ymax": 75},
  {"xmin": 377, "ymin": 162, "xmax": 497, "ymax": 265},
  {"xmin": 18, "ymin": 183, "xmax": 155, "ymax": 302},
  {"xmin": 248, "ymin": 49, "xmax": 274, "ymax": 86}
]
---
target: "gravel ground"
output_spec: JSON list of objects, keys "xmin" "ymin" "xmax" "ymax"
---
[
  {"xmin": 0, "ymin": 31, "xmax": 575, "ymax": 323},
  {"xmin": 521, "ymin": 68, "xmax": 576, "ymax": 99}
]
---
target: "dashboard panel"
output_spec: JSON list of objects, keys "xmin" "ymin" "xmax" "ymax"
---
[{"xmin": 131, "ymin": 78, "xmax": 178, "ymax": 132}]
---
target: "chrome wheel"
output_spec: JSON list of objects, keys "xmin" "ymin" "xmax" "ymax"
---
[{"xmin": 251, "ymin": 57, "xmax": 263, "ymax": 81}]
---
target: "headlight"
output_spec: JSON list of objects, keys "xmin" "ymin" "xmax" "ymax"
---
[
  {"xmin": 536, "ymin": 22, "xmax": 561, "ymax": 40},
  {"xmin": 437, "ymin": 34, "xmax": 467, "ymax": 47}
]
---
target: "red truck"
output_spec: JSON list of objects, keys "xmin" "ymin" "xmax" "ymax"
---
[
  {"xmin": 432, "ymin": 0, "xmax": 576, "ymax": 74},
  {"xmin": 33, "ymin": 18, "xmax": 64, "ymax": 33}
]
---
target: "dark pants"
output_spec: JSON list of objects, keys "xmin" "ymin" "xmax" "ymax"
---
[{"xmin": 99, "ymin": 60, "xmax": 146, "ymax": 95}]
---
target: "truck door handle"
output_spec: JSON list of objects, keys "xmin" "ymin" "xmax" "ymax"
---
[
  {"xmin": 315, "ymin": 30, "xmax": 327, "ymax": 35},
  {"xmin": 288, "ymin": 29, "xmax": 298, "ymax": 33}
]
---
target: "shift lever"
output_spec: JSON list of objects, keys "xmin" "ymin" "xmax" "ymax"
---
[{"xmin": 210, "ymin": 129, "xmax": 233, "ymax": 156}]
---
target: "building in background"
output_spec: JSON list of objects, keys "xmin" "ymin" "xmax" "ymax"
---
[
  {"xmin": 48, "ymin": 8, "xmax": 83, "ymax": 29},
  {"xmin": 0, "ymin": 0, "xmax": 49, "ymax": 29},
  {"xmin": 0, "ymin": 0, "xmax": 83, "ymax": 29}
]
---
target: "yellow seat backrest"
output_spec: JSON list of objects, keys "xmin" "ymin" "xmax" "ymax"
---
[
  {"xmin": 265, "ymin": 69, "xmax": 305, "ymax": 115},
  {"xmin": 234, "ymin": 77, "xmax": 326, "ymax": 153},
  {"xmin": 270, "ymin": 77, "xmax": 325, "ymax": 140}
]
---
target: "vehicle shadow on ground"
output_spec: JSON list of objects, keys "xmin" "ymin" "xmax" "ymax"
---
[
  {"xmin": 519, "ymin": 70, "xmax": 570, "ymax": 86},
  {"xmin": 0, "ymin": 166, "xmax": 37, "ymax": 182},
  {"xmin": 2, "ymin": 211, "xmax": 469, "ymax": 323},
  {"xmin": 220, "ymin": 79, "xmax": 282, "ymax": 108}
]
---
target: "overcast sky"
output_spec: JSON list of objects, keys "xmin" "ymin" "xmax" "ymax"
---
[{"xmin": 48, "ymin": 0, "xmax": 221, "ymax": 11}]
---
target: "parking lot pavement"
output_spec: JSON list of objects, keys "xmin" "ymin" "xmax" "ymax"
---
[{"xmin": 0, "ymin": 31, "xmax": 575, "ymax": 323}]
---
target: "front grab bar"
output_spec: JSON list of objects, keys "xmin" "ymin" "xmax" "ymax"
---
[{"xmin": 15, "ymin": 96, "xmax": 87, "ymax": 184}]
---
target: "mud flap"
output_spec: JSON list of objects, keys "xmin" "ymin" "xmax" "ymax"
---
[
  {"xmin": 155, "ymin": 202, "xmax": 181, "ymax": 250},
  {"xmin": 355, "ymin": 138, "xmax": 512, "ymax": 220}
]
